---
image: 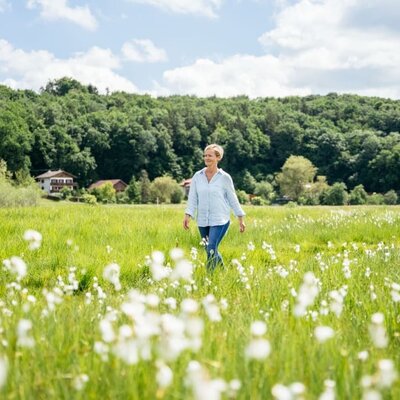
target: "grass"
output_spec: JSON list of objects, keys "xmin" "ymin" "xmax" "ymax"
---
[{"xmin": 1, "ymin": 203, "xmax": 400, "ymax": 399}]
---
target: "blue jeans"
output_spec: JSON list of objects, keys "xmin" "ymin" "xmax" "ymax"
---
[{"xmin": 198, "ymin": 221, "xmax": 230, "ymax": 271}]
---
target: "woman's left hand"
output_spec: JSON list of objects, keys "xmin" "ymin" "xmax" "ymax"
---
[{"xmin": 239, "ymin": 218, "xmax": 246, "ymax": 233}]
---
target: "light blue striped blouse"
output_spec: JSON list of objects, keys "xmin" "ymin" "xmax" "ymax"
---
[{"xmin": 185, "ymin": 168, "xmax": 245, "ymax": 227}]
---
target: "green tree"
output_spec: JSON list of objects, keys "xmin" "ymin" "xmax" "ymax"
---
[
  {"xmin": 254, "ymin": 181, "xmax": 275, "ymax": 202},
  {"xmin": 126, "ymin": 176, "xmax": 141, "ymax": 204},
  {"xmin": 299, "ymin": 175, "xmax": 329, "ymax": 205},
  {"xmin": 383, "ymin": 190, "xmax": 398, "ymax": 205},
  {"xmin": 139, "ymin": 170, "xmax": 151, "ymax": 204},
  {"xmin": 149, "ymin": 176, "xmax": 181, "ymax": 203},
  {"xmin": 91, "ymin": 182, "xmax": 116, "ymax": 204},
  {"xmin": 349, "ymin": 184, "xmax": 368, "ymax": 205},
  {"xmin": 321, "ymin": 182, "xmax": 348, "ymax": 205},
  {"xmin": 276, "ymin": 156, "xmax": 317, "ymax": 201}
]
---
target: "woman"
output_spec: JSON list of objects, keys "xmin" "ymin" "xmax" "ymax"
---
[{"xmin": 183, "ymin": 144, "xmax": 245, "ymax": 270}]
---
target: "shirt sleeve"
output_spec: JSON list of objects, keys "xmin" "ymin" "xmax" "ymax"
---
[
  {"xmin": 185, "ymin": 175, "xmax": 198, "ymax": 218},
  {"xmin": 224, "ymin": 174, "xmax": 245, "ymax": 217}
]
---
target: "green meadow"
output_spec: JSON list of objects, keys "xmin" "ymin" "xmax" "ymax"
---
[{"xmin": 1, "ymin": 203, "xmax": 400, "ymax": 399}]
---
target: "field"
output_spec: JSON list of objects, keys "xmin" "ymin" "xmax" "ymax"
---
[{"xmin": 1, "ymin": 203, "xmax": 400, "ymax": 399}]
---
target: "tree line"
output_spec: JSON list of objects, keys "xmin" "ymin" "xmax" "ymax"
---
[{"xmin": 1, "ymin": 77, "xmax": 400, "ymax": 198}]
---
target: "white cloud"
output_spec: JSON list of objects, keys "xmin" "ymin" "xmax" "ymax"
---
[
  {"xmin": 0, "ymin": 39, "xmax": 138, "ymax": 94},
  {"xmin": 122, "ymin": 39, "xmax": 167, "ymax": 63},
  {"xmin": 127, "ymin": 0, "xmax": 223, "ymax": 18},
  {"xmin": 155, "ymin": 0, "xmax": 400, "ymax": 98},
  {"xmin": 26, "ymin": 0, "xmax": 98, "ymax": 31},
  {"xmin": 160, "ymin": 54, "xmax": 310, "ymax": 97}
]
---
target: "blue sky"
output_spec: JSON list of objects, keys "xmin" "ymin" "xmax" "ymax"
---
[{"xmin": 0, "ymin": 0, "xmax": 399, "ymax": 98}]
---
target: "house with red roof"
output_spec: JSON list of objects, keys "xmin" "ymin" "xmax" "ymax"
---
[{"xmin": 88, "ymin": 179, "xmax": 128, "ymax": 193}]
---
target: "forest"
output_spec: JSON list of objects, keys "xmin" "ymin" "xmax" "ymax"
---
[{"xmin": 1, "ymin": 77, "xmax": 399, "ymax": 194}]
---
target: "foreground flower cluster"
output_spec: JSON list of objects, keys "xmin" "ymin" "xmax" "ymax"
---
[{"xmin": 0, "ymin": 208, "xmax": 399, "ymax": 399}]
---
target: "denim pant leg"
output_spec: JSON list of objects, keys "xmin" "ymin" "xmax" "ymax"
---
[{"xmin": 199, "ymin": 222, "xmax": 230, "ymax": 270}]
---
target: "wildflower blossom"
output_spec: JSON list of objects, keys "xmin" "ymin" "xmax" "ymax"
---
[
  {"xmin": 3, "ymin": 256, "xmax": 27, "ymax": 279},
  {"xmin": 245, "ymin": 320, "xmax": 271, "ymax": 361},
  {"xmin": 293, "ymin": 272, "xmax": 320, "ymax": 317},
  {"xmin": 202, "ymin": 295, "xmax": 222, "ymax": 322},
  {"xmin": 358, "ymin": 351, "xmax": 369, "ymax": 361},
  {"xmin": 250, "ymin": 321, "xmax": 267, "ymax": 337},
  {"xmin": 319, "ymin": 380, "xmax": 335, "ymax": 400},
  {"xmin": 73, "ymin": 374, "xmax": 89, "ymax": 391},
  {"xmin": 23, "ymin": 229, "xmax": 42, "ymax": 250},
  {"xmin": 314, "ymin": 326, "xmax": 335, "ymax": 343},
  {"xmin": 103, "ymin": 263, "xmax": 121, "ymax": 291},
  {"xmin": 369, "ymin": 313, "xmax": 388, "ymax": 348},
  {"xmin": 17, "ymin": 319, "xmax": 35, "ymax": 348},
  {"xmin": 390, "ymin": 282, "xmax": 400, "ymax": 302},
  {"xmin": 156, "ymin": 360, "xmax": 173, "ymax": 389},
  {"xmin": 272, "ymin": 382, "xmax": 306, "ymax": 400},
  {"xmin": 376, "ymin": 359, "xmax": 397, "ymax": 388},
  {"xmin": 186, "ymin": 361, "xmax": 227, "ymax": 400}
]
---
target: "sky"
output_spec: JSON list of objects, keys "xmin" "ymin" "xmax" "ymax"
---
[{"xmin": 0, "ymin": 0, "xmax": 399, "ymax": 99}]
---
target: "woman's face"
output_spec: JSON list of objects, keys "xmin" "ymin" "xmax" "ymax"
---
[{"xmin": 203, "ymin": 149, "xmax": 219, "ymax": 167}]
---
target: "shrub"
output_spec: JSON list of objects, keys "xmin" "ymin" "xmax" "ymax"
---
[
  {"xmin": 383, "ymin": 190, "xmax": 398, "ymax": 205},
  {"xmin": 250, "ymin": 196, "xmax": 268, "ymax": 206},
  {"xmin": 236, "ymin": 190, "xmax": 249, "ymax": 205},
  {"xmin": 150, "ymin": 176, "xmax": 181, "ymax": 204},
  {"xmin": 91, "ymin": 183, "xmax": 116, "ymax": 204},
  {"xmin": 367, "ymin": 193, "xmax": 384, "ymax": 205},
  {"xmin": 0, "ymin": 181, "xmax": 41, "ymax": 207},
  {"xmin": 60, "ymin": 186, "xmax": 73, "ymax": 200},
  {"xmin": 170, "ymin": 186, "xmax": 184, "ymax": 204},
  {"xmin": 81, "ymin": 193, "xmax": 97, "ymax": 205},
  {"xmin": 254, "ymin": 181, "xmax": 275, "ymax": 202},
  {"xmin": 116, "ymin": 192, "xmax": 130, "ymax": 204},
  {"xmin": 321, "ymin": 183, "xmax": 348, "ymax": 205},
  {"xmin": 349, "ymin": 184, "xmax": 368, "ymax": 205}
]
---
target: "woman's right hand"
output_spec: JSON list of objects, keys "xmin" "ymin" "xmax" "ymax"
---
[{"xmin": 183, "ymin": 214, "xmax": 190, "ymax": 230}]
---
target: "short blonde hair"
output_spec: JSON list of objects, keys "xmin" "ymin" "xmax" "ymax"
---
[{"xmin": 204, "ymin": 144, "xmax": 224, "ymax": 160}]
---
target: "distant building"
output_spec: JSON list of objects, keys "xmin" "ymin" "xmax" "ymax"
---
[
  {"xmin": 88, "ymin": 179, "xmax": 128, "ymax": 193},
  {"xmin": 35, "ymin": 170, "xmax": 77, "ymax": 194}
]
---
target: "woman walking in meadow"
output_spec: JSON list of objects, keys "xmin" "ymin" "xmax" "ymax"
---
[{"xmin": 183, "ymin": 144, "xmax": 245, "ymax": 270}]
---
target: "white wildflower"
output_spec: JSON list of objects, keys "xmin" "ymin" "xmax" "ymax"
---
[
  {"xmin": 181, "ymin": 299, "xmax": 199, "ymax": 314},
  {"xmin": 103, "ymin": 263, "xmax": 121, "ymax": 291},
  {"xmin": 358, "ymin": 350, "xmax": 369, "ymax": 361},
  {"xmin": 17, "ymin": 319, "xmax": 35, "ymax": 348},
  {"xmin": 293, "ymin": 272, "xmax": 320, "ymax": 317},
  {"xmin": 94, "ymin": 341, "xmax": 109, "ymax": 361},
  {"xmin": 315, "ymin": 326, "xmax": 335, "ymax": 343},
  {"xmin": 99, "ymin": 319, "xmax": 115, "ymax": 343},
  {"xmin": 319, "ymin": 379, "xmax": 335, "ymax": 400},
  {"xmin": 73, "ymin": 374, "xmax": 89, "ymax": 391},
  {"xmin": 245, "ymin": 338, "xmax": 271, "ymax": 360},
  {"xmin": 362, "ymin": 389, "xmax": 382, "ymax": 400},
  {"xmin": 376, "ymin": 359, "xmax": 397, "ymax": 388},
  {"xmin": 23, "ymin": 229, "xmax": 42, "ymax": 250},
  {"xmin": 156, "ymin": 360, "xmax": 173, "ymax": 389},
  {"xmin": 3, "ymin": 256, "xmax": 27, "ymax": 279},
  {"xmin": 170, "ymin": 248, "xmax": 184, "ymax": 261},
  {"xmin": 250, "ymin": 321, "xmax": 267, "ymax": 337},
  {"xmin": 369, "ymin": 313, "xmax": 388, "ymax": 348}
]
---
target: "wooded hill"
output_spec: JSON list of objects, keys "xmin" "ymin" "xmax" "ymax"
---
[{"xmin": 1, "ymin": 77, "xmax": 399, "ymax": 193}]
